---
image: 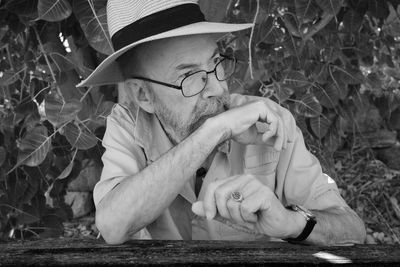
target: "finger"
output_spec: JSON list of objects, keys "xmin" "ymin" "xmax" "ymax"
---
[
  {"xmin": 214, "ymin": 176, "xmax": 252, "ymax": 220},
  {"xmin": 192, "ymin": 201, "xmax": 206, "ymax": 217},
  {"xmin": 203, "ymin": 179, "xmax": 230, "ymax": 220},
  {"xmin": 230, "ymin": 94, "xmax": 248, "ymax": 107},
  {"xmin": 261, "ymin": 117, "xmax": 278, "ymax": 142},
  {"xmin": 273, "ymin": 117, "xmax": 285, "ymax": 151},
  {"xmin": 254, "ymin": 132, "xmax": 275, "ymax": 145},
  {"xmin": 226, "ymin": 198, "xmax": 245, "ymax": 224},
  {"xmin": 214, "ymin": 185, "xmax": 233, "ymax": 220},
  {"xmin": 282, "ymin": 118, "xmax": 288, "ymax": 150},
  {"xmin": 240, "ymin": 189, "xmax": 272, "ymax": 222},
  {"xmin": 280, "ymin": 112, "xmax": 289, "ymax": 149},
  {"xmin": 248, "ymin": 123, "xmax": 275, "ymax": 145},
  {"xmin": 238, "ymin": 179, "xmax": 262, "ymax": 223}
]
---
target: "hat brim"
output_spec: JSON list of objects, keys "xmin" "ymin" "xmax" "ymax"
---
[{"xmin": 77, "ymin": 22, "xmax": 253, "ymax": 87}]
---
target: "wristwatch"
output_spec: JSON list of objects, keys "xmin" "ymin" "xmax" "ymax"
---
[{"xmin": 284, "ymin": 205, "xmax": 317, "ymax": 243}]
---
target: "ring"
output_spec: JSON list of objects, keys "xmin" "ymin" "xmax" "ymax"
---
[{"xmin": 231, "ymin": 191, "xmax": 244, "ymax": 202}]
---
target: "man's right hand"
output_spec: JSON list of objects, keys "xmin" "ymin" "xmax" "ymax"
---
[{"xmin": 208, "ymin": 96, "xmax": 290, "ymax": 151}]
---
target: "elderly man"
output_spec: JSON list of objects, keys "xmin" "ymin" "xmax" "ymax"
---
[{"xmin": 78, "ymin": 0, "xmax": 366, "ymax": 245}]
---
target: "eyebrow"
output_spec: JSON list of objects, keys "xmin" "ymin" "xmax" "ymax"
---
[{"xmin": 175, "ymin": 48, "xmax": 219, "ymax": 71}]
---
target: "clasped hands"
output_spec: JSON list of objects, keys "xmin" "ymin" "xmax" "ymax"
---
[
  {"xmin": 192, "ymin": 174, "xmax": 304, "ymax": 239},
  {"xmin": 192, "ymin": 95, "xmax": 304, "ymax": 239}
]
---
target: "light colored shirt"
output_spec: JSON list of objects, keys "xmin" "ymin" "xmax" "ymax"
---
[{"xmin": 94, "ymin": 94, "xmax": 348, "ymax": 240}]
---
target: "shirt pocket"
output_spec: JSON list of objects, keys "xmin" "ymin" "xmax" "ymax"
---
[{"xmin": 243, "ymin": 145, "xmax": 280, "ymax": 187}]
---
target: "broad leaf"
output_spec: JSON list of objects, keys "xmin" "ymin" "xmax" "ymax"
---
[
  {"xmin": 48, "ymin": 52, "xmax": 75, "ymax": 72},
  {"xmin": 17, "ymin": 125, "xmax": 51, "ymax": 167},
  {"xmin": 315, "ymin": 0, "xmax": 342, "ymax": 15},
  {"xmin": 294, "ymin": 93, "xmax": 322, "ymax": 117},
  {"xmin": 17, "ymin": 204, "xmax": 40, "ymax": 225},
  {"xmin": 23, "ymin": 156, "xmax": 52, "ymax": 184},
  {"xmin": 333, "ymin": 66, "xmax": 364, "ymax": 85},
  {"xmin": 0, "ymin": 70, "xmax": 19, "ymax": 86},
  {"xmin": 65, "ymin": 122, "xmax": 97, "ymax": 149},
  {"xmin": 20, "ymin": 175, "xmax": 40, "ymax": 204},
  {"xmin": 73, "ymin": 1, "xmax": 112, "ymax": 55},
  {"xmin": 56, "ymin": 150, "xmax": 77, "ymax": 180},
  {"xmin": 366, "ymin": 72, "xmax": 383, "ymax": 96},
  {"xmin": 5, "ymin": 0, "xmax": 38, "ymax": 17},
  {"xmin": 295, "ymin": 0, "xmax": 320, "ymax": 22},
  {"xmin": 282, "ymin": 70, "xmax": 309, "ymax": 88},
  {"xmin": 72, "ymin": 0, "xmax": 106, "ymax": 18},
  {"xmin": 313, "ymin": 83, "xmax": 339, "ymax": 108},
  {"xmin": 94, "ymin": 101, "xmax": 114, "ymax": 120},
  {"xmin": 310, "ymin": 115, "xmax": 332, "ymax": 138},
  {"xmin": 295, "ymin": 115, "xmax": 308, "ymax": 134},
  {"xmin": 329, "ymin": 72, "xmax": 348, "ymax": 99},
  {"xmin": 259, "ymin": 16, "xmax": 284, "ymax": 44},
  {"xmin": 342, "ymin": 9, "xmax": 363, "ymax": 33},
  {"xmin": 260, "ymin": 0, "xmax": 278, "ymax": 14},
  {"xmin": 38, "ymin": 0, "xmax": 72, "ymax": 22},
  {"xmin": 15, "ymin": 98, "xmax": 39, "ymax": 116},
  {"xmin": 45, "ymin": 94, "xmax": 82, "ymax": 128},
  {"xmin": 65, "ymin": 36, "xmax": 94, "ymax": 78},
  {"xmin": 282, "ymin": 35, "xmax": 302, "ymax": 59},
  {"xmin": 323, "ymin": 126, "xmax": 342, "ymax": 153},
  {"xmin": 0, "ymin": 147, "xmax": 5, "ymax": 167},
  {"xmin": 275, "ymin": 85, "xmax": 294, "ymax": 102},
  {"xmin": 368, "ymin": 0, "xmax": 389, "ymax": 19}
]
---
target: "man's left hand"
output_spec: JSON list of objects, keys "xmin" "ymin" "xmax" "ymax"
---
[
  {"xmin": 192, "ymin": 174, "xmax": 305, "ymax": 239},
  {"xmin": 229, "ymin": 94, "xmax": 292, "ymax": 150}
]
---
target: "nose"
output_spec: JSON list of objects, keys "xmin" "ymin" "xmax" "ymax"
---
[{"xmin": 201, "ymin": 71, "xmax": 226, "ymax": 99}]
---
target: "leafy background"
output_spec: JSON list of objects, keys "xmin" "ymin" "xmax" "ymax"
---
[{"xmin": 0, "ymin": 0, "xmax": 399, "ymax": 243}]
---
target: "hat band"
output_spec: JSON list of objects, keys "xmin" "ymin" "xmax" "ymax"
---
[{"xmin": 111, "ymin": 3, "xmax": 206, "ymax": 51}]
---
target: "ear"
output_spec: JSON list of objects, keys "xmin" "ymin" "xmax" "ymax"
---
[{"xmin": 125, "ymin": 79, "xmax": 155, "ymax": 113}]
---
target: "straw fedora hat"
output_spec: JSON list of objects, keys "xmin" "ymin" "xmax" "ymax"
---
[{"xmin": 77, "ymin": 0, "xmax": 253, "ymax": 87}]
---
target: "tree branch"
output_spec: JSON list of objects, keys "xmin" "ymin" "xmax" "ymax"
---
[
  {"xmin": 249, "ymin": 0, "xmax": 260, "ymax": 80},
  {"xmin": 303, "ymin": 12, "xmax": 334, "ymax": 41},
  {"xmin": 33, "ymin": 26, "xmax": 63, "ymax": 101}
]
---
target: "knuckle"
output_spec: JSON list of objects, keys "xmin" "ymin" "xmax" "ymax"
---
[
  {"xmin": 214, "ymin": 188, "xmax": 226, "ymax": 201},
  {"xmin": 226, "ymin": 199, "xmax": 236, "ymax": 210},
  {"xmin": 240, "ymin": 202, "xmax": 251, "ymax": 216},
  {"xmin": 244, "ymin": 174, "xmax": 256, "ymax": 181},
  {"xmin": 248, "ymin": 178, "xmax": 260, "ymax": 187}
]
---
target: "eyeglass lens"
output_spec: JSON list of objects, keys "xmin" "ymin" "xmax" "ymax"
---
[{"xmin": 182, "ymin": 57, "xmax": 235, "ymax": 97}]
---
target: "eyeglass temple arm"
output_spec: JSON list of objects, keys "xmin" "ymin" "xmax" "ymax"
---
[{"xmin": 129, "ymin": 76, "xmax": 182, "ymax": 90}]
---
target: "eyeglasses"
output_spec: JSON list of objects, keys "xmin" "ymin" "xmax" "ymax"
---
[{"xmin": 130, "ymin": 55, "xmax": 236, "ymax": 97}]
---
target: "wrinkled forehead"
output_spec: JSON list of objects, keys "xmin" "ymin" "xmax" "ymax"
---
[{"xmin": 137, "ymin": 33, "xmax": 221, "ymax": 69}]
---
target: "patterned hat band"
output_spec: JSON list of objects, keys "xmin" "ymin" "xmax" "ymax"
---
[{"xmin": 111, "ymin": 4, "xmax": 205, "ymax": 51}]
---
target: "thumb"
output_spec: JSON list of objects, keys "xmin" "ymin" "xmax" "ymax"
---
[{"xmin": 192, "ymin": 201, "xmax": 206, "ymax": 217}]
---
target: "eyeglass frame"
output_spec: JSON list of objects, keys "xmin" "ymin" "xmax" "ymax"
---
[{"xmin": 129, "ymin": 54, "xmax": 236, "ymax": 97}]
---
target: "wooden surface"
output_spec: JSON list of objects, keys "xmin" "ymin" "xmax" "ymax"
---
[{"xmin": 0, "ymin": 238, "xmax": 400, "ymax": 266}]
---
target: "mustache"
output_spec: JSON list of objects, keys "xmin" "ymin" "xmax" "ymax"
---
[
  {"xmin": 199, "ymin": 94, "xmax": 230, "ymax": 116},
  {"xmin": 188, "ymin": 94, "xmax": 230, "ymax": 134}
]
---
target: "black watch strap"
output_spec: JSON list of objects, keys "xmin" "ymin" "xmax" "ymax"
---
[{"xmin": 284, "ymin": 205, "xmax": 317, "ymax": 243}]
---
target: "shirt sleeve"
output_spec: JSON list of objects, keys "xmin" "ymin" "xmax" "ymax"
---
[
  {"xmin": 93, "ymin": 105, "xmax": 152, "ymax": 240},
  {"xmin": 93, "ymin": 104, "xmax": 147, "ymax": 207},
  {"xmin": 276, "ymin": 125, "xmax": 348, "ymax": 210},
  {"xmin": 230, "ymin": 93, "xmax": 348, "ymax": 210}
]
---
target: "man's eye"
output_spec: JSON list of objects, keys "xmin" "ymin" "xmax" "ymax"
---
[
  {"xmin": 183, "ymin": 71, "xmax": 193, "ymax": 77},
  {"xmin": 176, "ymin": 71, "xmax": 193, "ymax": 83},
  {"xmin": 214, "ymin": 56, "xmax": 222, "ymax": 64}
]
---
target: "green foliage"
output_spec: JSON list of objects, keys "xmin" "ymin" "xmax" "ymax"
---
[{"xmin": 0, "ymin": 0, "xmax": 115, "ymax": 240}]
